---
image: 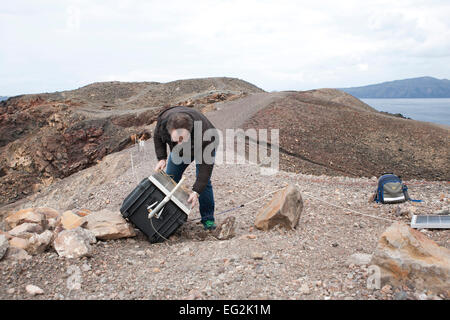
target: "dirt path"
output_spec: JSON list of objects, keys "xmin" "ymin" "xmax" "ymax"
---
[{"xmin": 207, "ymin": 92, "xmax": 289, "ymax": 130}]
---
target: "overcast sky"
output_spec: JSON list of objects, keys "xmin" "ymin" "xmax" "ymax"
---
[{"xmin": 1, "ymin": 0, "xmax": 450, "ymax": 96}]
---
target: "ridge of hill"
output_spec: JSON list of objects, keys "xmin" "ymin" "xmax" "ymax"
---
[
  {"xmin": 339, "ymin": 76, "xmax": 450, "ymax": 98},
  {"xmin": 0, "ymin": 77, "xmax": 263, "ymax": 205}
]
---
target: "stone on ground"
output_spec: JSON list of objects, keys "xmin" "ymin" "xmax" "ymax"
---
[
  {"xmin": 53, "ymin": 227, "xmax": 97, "ymax": 259},
  {"xmin": 255, "ymin": 184, "xmax": 303, "ymax": 231},
  {"xmin": 299, "ymin": 283, "xmax": 311, "ymax": 295},
  {"xmin": 83, "ymin": 209, "xmax": 136, "ymax": 240},
  {"xmin": 25, "ymin": 285, "xmax": 44, "ymax": 296},
  {"xmin": 251, "ymin": 252, "xmax": 264, "ymax": 260},
  {"xmin": 27, "ymin": 230, "xmax": 53, "ymax": 255},
  {"xmin": 4, "ymin": 247, "xmax": 31, "ymax": 261},
  {"xmin": 9, "ymin": 237, "xmax": 30, "ymax": 250},
  {"xmin": 60, "ymin": 210, "xmax": 86, "ymax": 230},
  {"xmin": 8, "ymin": 223, "xmax": 43, "ymax": 237},
  {"xmin": 5, "ymin": 208, "xmax": 46, "ymax": 229},
  {"xmin": 212, "ymin": 216, "xmax": 236, "ymax": 240},
  {"xmin": 0, "ymin": 230, "xmax": 12, "ymax": 240},
  {"xmin": 370, "ymin": 221, "xmax": 450, "ymax": 296}
]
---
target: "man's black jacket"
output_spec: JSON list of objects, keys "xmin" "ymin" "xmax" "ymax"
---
[{"xmin": 153, "ymin": 106, "xmax": 219, "ymax": 194}]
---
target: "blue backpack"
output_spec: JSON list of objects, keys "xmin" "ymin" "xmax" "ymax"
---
[{"xmin": 373, "ymin": 173, "xmax": 410, "ymax": 204}]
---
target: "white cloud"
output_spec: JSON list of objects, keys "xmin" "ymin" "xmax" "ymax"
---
[
  {"xmin": 0, "ymin": 0, "xmax": 449, "ymax": 95},
  {"xmin": 357, "ymin": 64, "xmax": 369, "ymax": 72}
]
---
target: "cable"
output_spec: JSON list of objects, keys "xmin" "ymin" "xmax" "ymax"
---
[
  {"xmin": 297, "ymin": 187, "xmax": 395, "ymax": 223},
  {"xmin": 150, "ymin": 214, "xmax": 170, "ymax": 242},
  {"xmin": 187, "ymin": 184, "xmax": 395, "ymax": 223}
]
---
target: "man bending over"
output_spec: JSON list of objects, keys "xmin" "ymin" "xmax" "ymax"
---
[{"xmin": 153, "ymin": 106, "xmax": 219, "ymax": 230}]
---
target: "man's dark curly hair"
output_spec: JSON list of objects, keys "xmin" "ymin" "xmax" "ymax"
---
[{"xmin": 166, "ymin": 112, "xmax": 194, "ymax": 133}]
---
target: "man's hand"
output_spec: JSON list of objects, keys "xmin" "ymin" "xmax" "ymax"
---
[
  {"xmin": 188, "ymin": 191, "xmax": 199, "ymax": 209},
  {"xmin": 154, "ymin": 159, "xmax": 167, "ymax": 172}
]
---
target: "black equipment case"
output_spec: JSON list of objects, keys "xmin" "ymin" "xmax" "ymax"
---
[{"xmin": 120, "ymin": 172, "xmax": 191, "ymax": 243}]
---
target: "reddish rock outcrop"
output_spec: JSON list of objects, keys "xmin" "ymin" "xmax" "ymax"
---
[{"xmin": 0, "ymin": 97, "xmax": 155, "ymax": 205}]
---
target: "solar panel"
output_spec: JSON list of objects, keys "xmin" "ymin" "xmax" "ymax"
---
[{"xmin": 410, "ymin": 215, "xmax": 450, "ymax": 229}]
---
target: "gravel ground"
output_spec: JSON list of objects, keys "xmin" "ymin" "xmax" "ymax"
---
[{"xmin": 0, "ymin": 141, "xmax": 448, "ymax": 300}]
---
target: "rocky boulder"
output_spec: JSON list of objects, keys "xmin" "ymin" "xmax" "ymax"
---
[
  {"xmin": 27, "ymin": 230, "xmax": 53, "ymax": 255},
  {"xmin": 60, "ymin": 210, "xmax": 86, "ymax": 230},
  {"xmin": 371, "ymin": 221, "xmax": 450, "ymax": 296},
  {"xmin": 8, "ymin": 222, "xmax": 43, "ymax": 237},
  {"xmin": 255, "ymin": 185, "xmax": 303, "ymax": 231},
  {"xmin": 3, "ymin": 247, "xmax": 31, "ymax": 261},
  {"xmin": 53, "ymin": 227, "xmax": 97, "ymax": 259},
  {"xmin": 5, "ymin": 208, "xmax": 46, "ymax": 229},
  {"xmin": 0, "ymin": 230, "xmax": 12, "ymax": 240},
  {"xmin": 9, "ymin": 237, "xmax": 30, "ymax": 250},
  {"xmin": 83, "ymin": 209, "xmax": 136, "ymax": 240},
  {"xmin": 3, "ymin": 207, "xmax": 57, "ymax": 255}
]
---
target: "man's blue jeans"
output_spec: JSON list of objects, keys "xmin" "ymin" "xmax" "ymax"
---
[{"xmin": 165, "ymin": 152, "xmax": 215, "ymax": 223}]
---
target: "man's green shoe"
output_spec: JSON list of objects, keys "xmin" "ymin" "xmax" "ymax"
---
[{"xmin": 202, "ymin": 220, "xmax": 216, "ymax": 230}]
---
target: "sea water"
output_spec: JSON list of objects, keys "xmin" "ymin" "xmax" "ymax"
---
[{"xmin": 361, "ymin": 98, "xmax": 450, "ymax": 126}]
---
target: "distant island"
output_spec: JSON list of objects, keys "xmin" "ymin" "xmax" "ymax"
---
[
  {"xmin": 339, "ymin": 76, "xmax": 450, "ymax": 98},
  {"xmin": 0, "ymin": 96, "xmax": 8, "ymax": 102}
]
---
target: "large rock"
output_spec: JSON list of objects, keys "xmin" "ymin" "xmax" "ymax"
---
[
  {"xmin": 0, "ymin": 234, "xmax": 9, "ymax": 260},
  {"xmin": 8, "ymin": 222, "xmax": 43, "ymax": 237},
  {"xmin": 255, "ymin": 185, "xmax": 303, "ymax": 231},
  {"xmin": 0, "ymin": 230, "xmax": 12, "ymax": 240},
  {"xmin": 9, "ymin": 237, "xmax": 30, "ymax": 250},
  {"xmin": 27, "ymin": 230, "xmax": 53, "ymax": 255},
  {"xmin": 5, "ymin": 208, "xmax": 46, "ymax": 229},
  {"xmin": 4, "ymin": 247, "xmax": 31, "ymax": 261},
  {"xmin": 83, "ymin": 209, "xmax": 136, "ymax": 240},
  {"xmin": 53, "ymin": 227, "xmax": 96, "ymax": 259},
  {"xmin": 371, "ymin": 221, "xmax": 450, "ymax": 296},
  {"xmin": 7, "ymin": 223, "xmax": 52, "ymax": 255},
  {"xmin": 60, "ymin": 210, "xmax": 86, "ymax": 230}
]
